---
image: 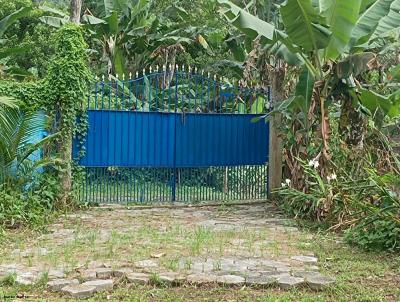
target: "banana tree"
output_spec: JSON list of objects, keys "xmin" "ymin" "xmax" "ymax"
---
[{"xmin": 219, "ymin": 0, "xmax": 400, "ymax": 163}]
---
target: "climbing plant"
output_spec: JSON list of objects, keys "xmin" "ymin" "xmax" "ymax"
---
[{"xmin": 42, "ymin": 24, "xmax": 91, "ymax": 206}]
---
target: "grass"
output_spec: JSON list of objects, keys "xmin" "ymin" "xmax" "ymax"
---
[{"xmin": 0, "ymin": 205, "xmax": 399, "ymax": 302}]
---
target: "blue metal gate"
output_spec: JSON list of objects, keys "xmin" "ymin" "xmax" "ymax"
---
[{"xmin": 74, "ymin": 68, "xmax": 270, "ymax": 204}]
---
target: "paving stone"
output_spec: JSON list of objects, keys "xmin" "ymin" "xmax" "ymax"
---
[
  {"xmin": 80, "ymin": 269, "xmax": 97, "ymax": 281},
  {"xmin": 187, "ymin": 273, "xmax": 217, "ymax": 284},
  {"xmin": 126, "ymin": 272, "xmax": 150, "ymax": 284},
  {"xmin": 0, "ymin": 263, "xmax": 23, "ymax": 274},
  {"xmin": 190, "ymin": 261, "xmax": 214, "ymax": 273},
  {"xmin": 135, "ymin": 260, "xmax": 158, "ymax": 269},
  {"xmin": 61, "ymin": 284, "xmax": 96, "ymax": 299},
  {"xmin": 276, "ymin": 266, "xmax": 291, "ymax": 273},
  {"xmin": 291, "ymin": 256, "xmax": 318, "ymax": 264},
  {"xmin": 87, "ymin": 260, "xmax": 109, "ymax": 269},
  {"xmin": 307, "ymin": 275, "xmax": 335, "ymax": 291},
  {"xmin": 246, "ymin": 275, "xmax": 277, "ymax": 286},
  {"xmin": 292, "ymin": 270, "xmax": 323, "ymax": 279},
  {"xmin": 277, "ymin": 275, "xmax": 304, "ymax": 289},
  {"xmin": 47, "ymin": 268, "xmax": 65, "ymax": 279},
  {"xmin": 95, "ymin": 268, "xmax": 114, "ymax": 279},
  {"xmin": 113, "ymin": 268, "xmax": 133, "ymax": 277},
  {"xmin": 15, "ymin": 271, "xmax": 40, "ymax": 285},
  {"xmin": 47, "ymin": 279, "xmax": 79, "ymax": 292},
  {"xmin": 158, "ymin": 272, "xmax": 186, "ymax": 284},
  {"xmin": 216, "ymin": 274, "xmax": 245, "ymax": 286},
  {"xmin": 82, "ymin": 279, "xmax": 114, "ymax": 292}
]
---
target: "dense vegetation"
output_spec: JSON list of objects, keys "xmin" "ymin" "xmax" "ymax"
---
[{"xmin": 0, "ymin": 0, "xmax": 399, "ymax": 254}]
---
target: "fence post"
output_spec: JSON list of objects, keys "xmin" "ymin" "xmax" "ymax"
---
[{"xmin": 267, "ymin": 65, "xmax": 285, "ymax": 198}]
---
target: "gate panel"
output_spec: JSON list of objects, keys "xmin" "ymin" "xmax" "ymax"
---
[
  {"xmin": 77, "ymin": 110, "xmax": 175, "ymax": 167},
  {"xmin": 175, "ymin": 113, "xmax": 269, "ymax": 167}
]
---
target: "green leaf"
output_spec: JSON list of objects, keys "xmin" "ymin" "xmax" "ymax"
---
[
  {"xmin": 350, "ymin": 0, "xmax": 393, "ymax": 47},
  {"xmin": 39, "ymin": 5, "xmax": 68, "ymax": 17},
  {"xmin": 218, "ymin": 0, "xmax": 275, "ymax": 41},
  {"xmin": 357, "ymin": 87, "xmax": 400, "ymax": 118},
  {"xmin": 280, "ymin": 0, "xmax": 331, "ymax": 52},
  {"xmin": 295, "ymin": 67, "xmax": 315, "ymax": 113},
  {"xmin": 387, "ymin": 64, "xmax": 400, "ymax": 82},
  {"xmin": 251, "ymin": 96, "xmax": 265, "ymax": 114},
  {"xmin": 0, "ymin": 46, "xmax": 28, "ymax": 60},
  {"xmin": 371, "ymin": 0, "xmax": 400, "ymax": 39},
  {"xmin": 39, "ymin": 16, "xmax": 69, "ymax": 28},
  {"xmin": 105, "ymin": 11, "xmax": 119, "ymax": 35},
  {"xmin": 113, "ymin": 46, "xmax": 125, "ymax": 76},
  {"xmin": 324, "ymin": 0, "xmax": 362, "ymax": 60},
  {"xmin": 82, "ymin": 14, "xmax": 107, "ymax": 25},
  {"xmin": 0, "ymin": 7, "xmax": 32, "ymax": 38}
]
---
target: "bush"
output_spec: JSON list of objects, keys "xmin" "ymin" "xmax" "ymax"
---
[
  {"xmin": 0, "ymin": 169, "xmax": 61, "ymax": 229},
  {"xmin": 345, "ymin": 219, "xmax": 400, "ymax": 252},
  {"xmin": 277, "ymin": 160, "xmax": 400, "ymax": 251}
]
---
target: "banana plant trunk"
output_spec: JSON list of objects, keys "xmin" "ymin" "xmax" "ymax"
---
[
  {"xmin": 268, "ymin": 63, "xmax": 285, "ymax": 196},
  {"xmin": 339, "ymin": 92, "xmax": 366, "ymax": 148},
  {"xmin": 70, "ymin": 0, "xmax": 82, "ymax": 24}
]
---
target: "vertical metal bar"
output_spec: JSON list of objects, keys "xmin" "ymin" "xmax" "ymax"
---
[{"xmin": 172, "ymin": 69, "xmax": 179, "ymax": 202}]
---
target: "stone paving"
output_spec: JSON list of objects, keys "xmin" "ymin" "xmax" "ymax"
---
[{"xmin": 0, "ymin": 203, "xmax": 335, "ymax": 299}]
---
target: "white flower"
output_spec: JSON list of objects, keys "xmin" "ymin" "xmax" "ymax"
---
[
  {"xmin": 308, "ymin": 160, "xmax": 315, "ymax": 167},
  {"xmin": 285, "ymin": 179, "xmax": 291, "ymax": 185},
  {"xmin": 313, "ymin": 161, "xmax": 320, "ymax": 169},
  {"xmin": 327, "ymin": 173, "xmax": 337, "ymax": 182},
  {"xmin": 281, "ymin": 183, "xmax": 286, "ymax": 188}
]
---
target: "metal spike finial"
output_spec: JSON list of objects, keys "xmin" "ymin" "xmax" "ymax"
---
[
  {"xmin": 188, "ymin": 66, "xmax": 192, "ymax": 73},
  {"xmin": 122, "ymin": 73, "xmax": 125, "ymax": 80},
  {"xmin": 182, "ymin": 64, "xmax": 185, "ymax": 72},
  {"xmin": 169, "ymin": 63, "xmax": 172, "ymax": 71},
  {"xmin": 129, "ymin": 72, "xmax": 132, "ymax": 79},
  {"xmin": 195, "ymin": 66, "xmax": 198, "ymax": 74},
  {"xmin": 207, "ymin": 71, "xmax": 210, "ymax": 78},
  {"xmin": 136, "ymin": 71, "xmax": 139, "ymax": 78},
  {"xmin": 150, "ymin": 66, "xmax": 152, "ymax": 73},
  {"xmin": 116, "ymin": 74, "xmax": 119, "ymax": 81},
  {"xmin": 102, "ymin": 74, "xmax": 105, "ymax": 81},
  {"xmin": 163, "ymin": 64, "xmax": 166, "ymax": 72},
  {"xmin": 156, "ymin": 65, "xmax": 159, "ymax": 72},
  {"xmin": 176, "ymin": 64, "xmax": 179, "ymax": 71},
  {"xmin": 108, "ymin": 74, "xmax": 112, "ymax": 81},
  {"xmin": 142, "ymin": 68, "xmax": 146, "ymax": 76},
  {"xmin": 214, "ymin": 74, "xmax": 217, "ymax": 80}
]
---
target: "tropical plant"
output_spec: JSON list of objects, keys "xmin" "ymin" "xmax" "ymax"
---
[
  {"xmin": 0, "ymin": 103, "xmax": 58, "ymax": 189},
  {"xmin": 0, "ymin": 6, "xmax": 33, "ymax": 77},
  {"xmin": 219, "ymin": 0, "xmax": 400, "ymax": 175}
]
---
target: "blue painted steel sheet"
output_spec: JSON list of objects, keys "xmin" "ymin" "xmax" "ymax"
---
[
  {"xmin": 175, "ymin": 113, "xmax": 269, "ymax": 167},
  {"xmin": 75, "ymin": 110, "xmax": 269, "ymax": 168}
]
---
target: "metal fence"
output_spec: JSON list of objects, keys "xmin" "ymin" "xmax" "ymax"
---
[{"xmin": 74, "ymin": 67, "xmax": 270, "ymax": 204}]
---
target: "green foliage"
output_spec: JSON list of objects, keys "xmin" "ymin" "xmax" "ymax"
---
[
  {"xmin": 0, "ymin": 0, "xmax": 56, "ymax": 78},
  {"xmin": 0, "ymin": 106, "xmax": 59, "ymax": 188},
  {"xmin": 345, "ymin": 219, "xmax": 400, "ymax": 251},
  {"xmin": 275, "ymin": 112, "xmax": 400, "ymax": 251},
  {"xmin": 43, "ymin": 23, "xmax": 91, "ymax": 141},
  {"xmin": 0, "ymin": 174, "xmax": 59, "ymax": 228}
]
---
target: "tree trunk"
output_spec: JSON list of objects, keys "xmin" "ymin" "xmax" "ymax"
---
[
  {"xmin": 70, "ymin": 0, "xmax": 82, "ymax": 24},
  {"xmin": 267, "ymin": 63, "xmax": 285, "ymax": 197}
]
